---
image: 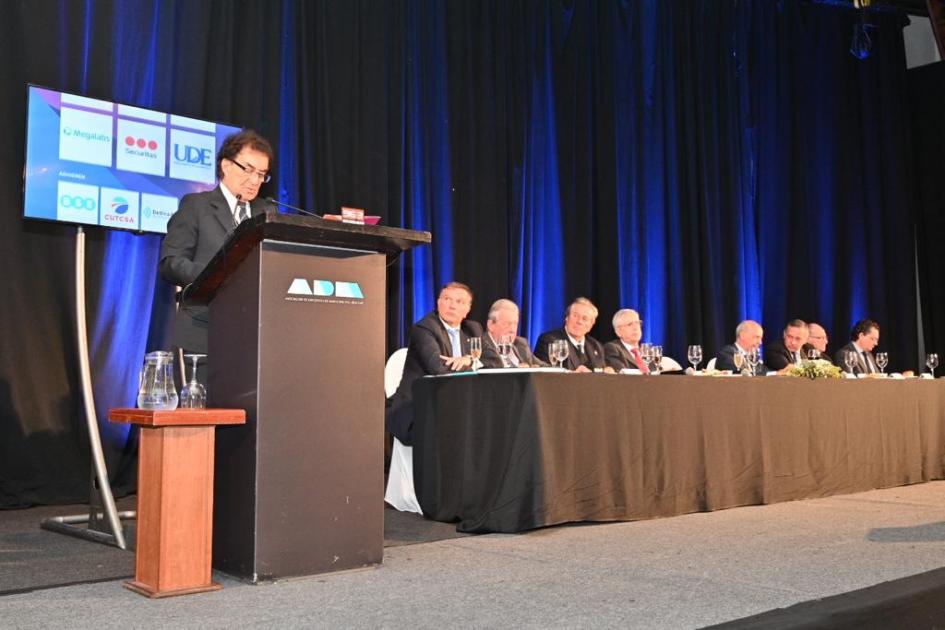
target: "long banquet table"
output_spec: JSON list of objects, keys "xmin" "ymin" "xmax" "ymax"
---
[{"xmin": 411, "ymin": 371, "xmax": 945, "ymax": 533}]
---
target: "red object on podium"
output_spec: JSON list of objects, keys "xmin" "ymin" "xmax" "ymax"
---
[{"xmin": 109, "ymin": 408, "xmax": 245, "ymax": 598}]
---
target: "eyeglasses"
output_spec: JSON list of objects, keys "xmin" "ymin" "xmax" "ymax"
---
[{"xmin": 229, "ymin": 158, "xmax": 271, "ymax": 183}]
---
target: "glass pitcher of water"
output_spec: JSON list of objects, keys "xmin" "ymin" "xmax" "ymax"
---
[{"xmin": 137, "ymin": 351, "xmax": 179, "ymax": 410}]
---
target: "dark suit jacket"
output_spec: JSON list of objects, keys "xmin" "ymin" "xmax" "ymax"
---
[
  {"xmin": 534, "ymin": 328, "xmax": 605, "ymax": 371},
  {"xmin": 835, "ymin": 342, "xmax": 877, "ymax": 375},
  {"xmin": 765, "ymin": 339, "xmax": 802, "ymax": 371},
  {"xmin": 716, "ymin": 344, "xmax": 765, "ymax": 375},
  {"xmin": 766, "ymin": 340, "xmax": 829, "ymax": 370},
  {"xmin": 386, "ymin": 312, "xmax": 484, "ymax": 445},
  {"xmin": 158, "ymin": 187, "xmax": 273, "ymax": 352},
  {"xmin": 480, "ymin": 333, "xmax": 548, "ymax": 368},
  {"xmin": 604, "ymin": 340, "xmax": 647, "ymax": 372}
]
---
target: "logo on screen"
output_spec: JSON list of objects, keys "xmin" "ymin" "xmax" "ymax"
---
[
  {"xmin": 116, "ymin": 119, "xmax": 165, "ymax": 176},
  {"xmin": 100, "ymin": 188, "xmax": 139, "ymax": 228},
  {"xmin": 139, "ymin": 193, "xmax": 178, "ymax": 234},
  {"xmin": 56, "ymin": 181, "xmax": 99, "ymax": 226},
  {"xmin": 285, "ymin": 279, "xmax": 364, "ymax": 304},
  {"xmin": 59, "ymin": 108, "xmax": 113, "ymax": 167},
  {"xmin": 60, "ymin": 195, "xmax": 97, "ymax": 210},
  {"xmin": 169, "ymin": 128, "xmax": 215, "ymax": 184},
  {"xmin": 125, "ymin": 136, "xmax": 159, "ymax": 151}
]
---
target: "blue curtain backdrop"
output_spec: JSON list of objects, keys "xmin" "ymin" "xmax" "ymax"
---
[{"xmin": 0, "ymin": 0, "xmax": 925, "ymax": 506}]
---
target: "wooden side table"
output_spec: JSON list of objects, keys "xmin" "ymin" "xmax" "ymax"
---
[{"xmin": 109, "ymin": 408, "xmax": 245, "ymax": 598}]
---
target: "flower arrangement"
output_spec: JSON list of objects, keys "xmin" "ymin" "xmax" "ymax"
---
[{"xmin": 786, "ymin": 359, "xmax": 844, "ymax": 380}]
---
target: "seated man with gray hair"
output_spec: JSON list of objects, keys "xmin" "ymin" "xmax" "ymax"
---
[
  {"xmin": 604, "ymin": 308, "xmax": 649, "ymax": 372},
  {"xmin": 479, "ymin": 299, "xmax": 548, "ymax": 368}
]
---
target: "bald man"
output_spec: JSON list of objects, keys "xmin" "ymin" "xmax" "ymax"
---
[{"xmin": 716, "ymin": 320, "xmax": 765, "ymax": 375}]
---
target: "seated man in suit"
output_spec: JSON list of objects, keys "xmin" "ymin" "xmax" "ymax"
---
[
  {"xmin": 604, "ymin": 308, "xmax": 649, "ymax": 372},
  {"xmin": 386, "ymin": 282, "xmax": 484, "ymax": 445},
  {"xmin": 479, "ymin": 299, "xmax": 547, "ymax": 368},
  {"xmin": 765, "ymin": 319, "xmax": 810, "ymax": 373},
  {"xmin": 534, "ymin": 297, "xmax": 609, "ymax": 372},
  {"xmin": 835, "ymin": 318, "xmax": 881, "ymax": 375},
  {"xmin": 716, "ymin": 319, "xmax": 765, "ymax": 375},
  {"xmin": 806, "ymin": 322, "xmax": 832, "ymax": 363}
]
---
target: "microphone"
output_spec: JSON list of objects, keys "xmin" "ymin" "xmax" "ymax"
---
[{"xmin": 265, "ymin": 196, "xmax": 323, "ymax": 220}]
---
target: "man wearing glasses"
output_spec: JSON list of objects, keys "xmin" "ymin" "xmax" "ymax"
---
[
  {"xmin": 159, "ymin": 129, "xmax": 276, "ymax": 356},
  {"xmin": 604, "ymin": 308, "xmax": 649, "ymax": 372},
  {"xmin": 835, "ymin": 319, "xmax": 881, "ymax": 375}
]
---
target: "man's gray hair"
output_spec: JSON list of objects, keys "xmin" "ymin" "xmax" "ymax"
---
[
  {"xmin": 735, "ymin": 319, "xmax": 761, "ymax": 339},
  {"xmin": 488, "ymin": 298, "xmax": 519, "ymax": 322},
  {"xmin": 565, "ymin": 296, "xmax": 598, "ymax": 319},
  {"xmin": 611, "ymin": 308, "xmax": 639, "ymax": 332}
]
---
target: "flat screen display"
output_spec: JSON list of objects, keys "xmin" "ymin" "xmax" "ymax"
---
[{"xmin": 22, "ymin": 85, "xmax": 240, "ymax": 234}]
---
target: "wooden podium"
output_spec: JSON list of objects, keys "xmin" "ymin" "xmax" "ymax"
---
[
  {"xmin": 182, "ymin": 213, "xmax": 429, "ymax": 581},
  {"xmin": 109, "ymin": 408, "xmax": 245, "ymax": 598}
]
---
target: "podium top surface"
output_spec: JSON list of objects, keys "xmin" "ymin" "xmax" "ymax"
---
[
  {"xmin": 182, "ymin": 212, "xmax": 431, "ymax": 305},
  {"xmin": 108, "ymin": 408, "xmax": 246, "ymax": 427}
]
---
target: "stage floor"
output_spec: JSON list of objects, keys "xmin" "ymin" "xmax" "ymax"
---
[{"xmin": 3, "ymin": 482, "xmax": 945, "ymax": 628}]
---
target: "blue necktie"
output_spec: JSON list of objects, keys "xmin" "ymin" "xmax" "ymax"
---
[{"xmin": 447, "ymin": 328, "xmax": 461, "ymax": 358}]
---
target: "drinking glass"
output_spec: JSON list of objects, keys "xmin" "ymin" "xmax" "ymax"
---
[
  {"xmin": 469, "ymin": 337, "xmax": 482, "ymax": 371},
  {"xmin": 844, "ymin": 352, "xmax": 858, "ymax": 375},
  {"xmin": 498, "ymin": 334, "xmax": 514, "ymax": 367},
  {"xmin": 555, "ymin": 340, "xmax": 570, "ymax": 369},
  {"xmin": 806, "ymin": 348, "xmax": 821, "ymax": 360},
  {"xmin": 687, "ymin": 345, "xmax": 703, "ymax": 371},
  {"xmin": 733, "ymin": 352, "xmax": 745, "ymax": 374},
  {"xmin": 927, "ymin": 353, "xmax": 939, "ymax": 378},
  {"xmin": 548, "ymin": 342, "xmax": 559, "ymax": 369},
  {"xmin": 179, "ymin": 353, "xmax": 207, "ymax": 409},
  {"xmin": 746, "ymin": 347, "xmax": 761, "ymax": 376},
  {"xmin": 652, "ymin": 345, "xmax": 663, "ymax": 374},
  {"xmin": 875, "ymin": 352, "xmax": 888, "ymax": 375}
]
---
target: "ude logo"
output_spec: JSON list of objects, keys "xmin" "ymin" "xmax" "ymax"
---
[
  {"xmin": 173, "ymin": 144, "xmax": 212, "ymax": 166},
  {"xmin": 286, "ymin": 279, "xmax": 364, "ymax": 300}
]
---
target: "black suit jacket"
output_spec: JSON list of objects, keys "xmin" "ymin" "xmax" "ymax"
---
[
  {"xmin": 604, "ymin": 340, "xmax": 647, "ymax": 372},
  {"xmin": 534, "ymin": 328, "xmax": 605, "ymax": 371},
  {"xmin": 158, "ymin": 187, "xmax": 273, "ymax": 352},
  {"xmin": 834, "ymin": 342, "xmax": 877, "ymax": 375},
  {"xmin": 716, "ymin": 344, "xmax": 765, "ymax": 375},
  {"xmin": 765, "ymin": 339, "xmax": 801, "ymax": 371},
  {"xmin": 766, "ymin": 339, "xmax": 828, "ymax": 370},
  {"xmin": 480, "ymin": 333, "xmax": 548, "ymax": 368},
  {"xmin": 386, "ymin": 312, "xmax": 484, "ymax": 445}
]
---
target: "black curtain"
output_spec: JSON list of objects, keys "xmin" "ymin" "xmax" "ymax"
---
[{"xmin": 0, "ymin": 0, "xmax": 933, "ymax": 508}]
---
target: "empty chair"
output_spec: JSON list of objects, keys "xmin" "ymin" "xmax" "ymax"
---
[{"xmin": 383, "ymin": 348, "xmax": 422, "ymax": 514}]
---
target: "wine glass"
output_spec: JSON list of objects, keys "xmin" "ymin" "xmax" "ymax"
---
[
  {"xmin": 555, "ymin": 340, "xmax": 570, "ymax": 370},
  {"xmin": 498, "ymin": 334, "xmax": 514, "ymax": 367},
  {"xmin": 687, "ymin": 345, "xmax": 703, "ymax": 372},
  {"xmin": 547, "ymin": 341, "xmax": 559, "ymax": 369},
  {"xmin": 746, "ymin": 347, "xmax": 761, "ymax": 376},
  {"xmin": 733, "ymin": 352, "xmax": 745, "ymax": 374},
  {"xmin": 927, "ymin": 353, "xmax": 939, "ymax": 378},
  {"xmin": 652, "ymin": 345, "xmax": 663, "ymax": 374},
  {"xmin": 179, "ymin": 353, "xmax": 207, "ymax": 409},
  {"xmin": 844, "ymin": 352, "xmax": 858, "ymax": 375},
  {"xmin": 806, "ymin": 348, "xmax": 821, "ymax": 360},
  {"xmin": 469, "ymin": 337, "xmax": 482, "ymax": 371},
  {"xmin": 875, "ymin": 352, "xmax": 888, "ymax": 375}
]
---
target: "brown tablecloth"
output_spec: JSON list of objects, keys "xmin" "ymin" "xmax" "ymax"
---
[{"xmin": 412, "ymin": 373, "xmax": 945, "ymax": 533}]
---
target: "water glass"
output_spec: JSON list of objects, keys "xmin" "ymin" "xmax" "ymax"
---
[
  {"xmin": 927, "ymin": 353, "xmax": 939, "ymax": 378},
  {"xmin": 687, "ymin": 345, "xmax": 703, "ymax": 371},
  {"xmin": 874, "ymin": 352, "xmax": 888, "ymax": 375}
]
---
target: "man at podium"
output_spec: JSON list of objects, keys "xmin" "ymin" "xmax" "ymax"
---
[
  {"xmin": 386, "ymin": 281, "xmax": 484, "ymax": 445},
  {"xmin": 158, "ymin": 129, "xmax": 276, "ymax": 358}
]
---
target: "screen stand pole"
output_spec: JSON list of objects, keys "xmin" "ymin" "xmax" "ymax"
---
[{"xmin": 40, "ymin": 226, "xmax": 131, "ymax": 549}]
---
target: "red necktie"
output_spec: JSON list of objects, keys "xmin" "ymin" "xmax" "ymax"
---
[{"xmin": 631, "ymin": 347, "xmax": 649, "ymax": 374}]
